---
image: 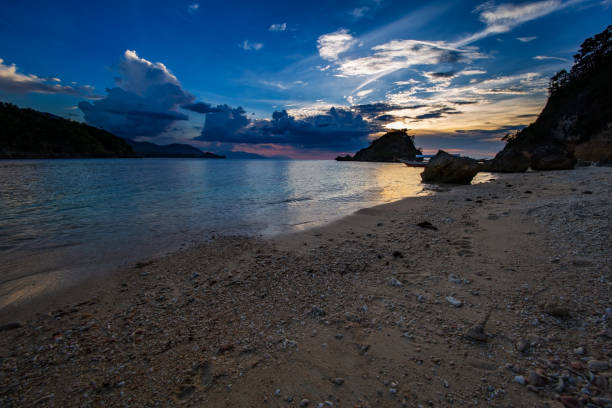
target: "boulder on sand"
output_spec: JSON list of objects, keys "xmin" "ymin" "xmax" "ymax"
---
[
  {"xmin": 486, "ymin": 147, "xmax": 531, "ymax": 173},
  {"xmin": 530, "ymin": 144, "xmax": 577, "ymax": 170},
  {"xmin": 421, "ymin": 150, "xmax": 480, "ymax": 184}
]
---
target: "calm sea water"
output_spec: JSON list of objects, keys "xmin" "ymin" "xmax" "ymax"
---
[{"xmin": 0, "ymin": 159, "xmax": 488, "ymax": 296}]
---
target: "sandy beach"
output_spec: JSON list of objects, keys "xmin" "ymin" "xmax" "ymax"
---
[{"xmin": 1, "ymin": 166, "xmax": 611, "ymax": 407}]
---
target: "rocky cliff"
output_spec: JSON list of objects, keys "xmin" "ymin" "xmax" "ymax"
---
[
  {"xmin": 490, "ymin": 25, "xmax": 612, "ymax": 171},
  {"xmin": 335, "ymin": 130, "xmax": 421, "ymax": 162},
  {"xmin": 0, "ymin": 102, "xmax": 135, "ymax": 158}
]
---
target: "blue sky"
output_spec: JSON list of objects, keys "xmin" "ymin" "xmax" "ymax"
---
[{"xmin": 0, "ymin": 0, "xmax": 610, "ymax": 158}]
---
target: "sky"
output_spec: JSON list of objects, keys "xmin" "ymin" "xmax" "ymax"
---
[{"xmin": 0, "ymin": 0, "xmax": 610, "ymax": 159}]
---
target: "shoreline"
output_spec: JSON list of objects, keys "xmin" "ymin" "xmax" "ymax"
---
[{"xmin": 1, "ymin": 167, "xmax": 611, "ymax": 407}]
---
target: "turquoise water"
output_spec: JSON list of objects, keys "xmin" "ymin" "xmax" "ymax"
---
[{"xmin": 0, "ymin": 159, "xmax": 458, "ymax": 289}]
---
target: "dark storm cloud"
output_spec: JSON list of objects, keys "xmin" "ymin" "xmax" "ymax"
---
[
  {"xmin": 415, "ymin": 106, "xmax": 461, "ymax": 120},
  {"xmin": 79, "ymin": 50, "xmax": 194, "ymax": 138},
  {"xmin": 181, "ymin": 102, "xmax": 221, "ymax": 114},
  {"xmin": 352, "ymin": 103, "xmax": 405, "ymax": 115},
  {"xmin": 453, "ymin": 125, "xmax": 526, "ymax": 140},
  {"xmin": 195, "ymin": 106, "xmax": 375, "ymax": 150}
]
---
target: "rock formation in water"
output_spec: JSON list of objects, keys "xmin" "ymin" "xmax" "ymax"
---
[
  {"xmin": 421, "ymin": 150, "xmax": 481, "ymax": 184},
  {"xmin": 489, "ymin": 25, "xmax": 612, "ymax": 172},
  {"xmin": 0, "ymin": 102, "xmax": 135, "ymax": 158},
  {"xmin": 335, "ymin": 130, "xmax": 421, "ymax": 162}
]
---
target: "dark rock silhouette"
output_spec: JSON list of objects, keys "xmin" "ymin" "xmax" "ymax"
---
[
  {"xmin": 530, "ymin": 145, "xmax": 577, "ymax": 170},
  {"xmin": 126, "ymin": 140, "xmax": 224, "ymax": 158},
  {"xmin": 482, "ymin": 148, "xmax": 530, "ymax": 173},
  {"xmin": 491, "ymin": 25, "xmax": 612, "ymax": 171},
  {"xmin": 0, "ymin": 102, "xmax": 225, "ymax": 159},
  {"xmin": 421, "ymin": 150, "xmax": 480, "ymax": 184},
  {"xmin": 335, "ymin": 130, "xmax": 421, "ymax": 162},
  {"xmin": 0, "ymin": 102, "xmax": 135, "ymax": 158}
]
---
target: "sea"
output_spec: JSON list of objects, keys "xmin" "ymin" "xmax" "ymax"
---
[{"xmin": 0, "ymin": 158, "xmax": 490, "ymax": 303}]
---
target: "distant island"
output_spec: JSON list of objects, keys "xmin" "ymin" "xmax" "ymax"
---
[
  {"xmin": 126, "ymin": 140, "xmax": 224, "ymax": 159},
  {"xmin": 0, "ymin": 102, "xmax": 224, "ymax": 159},
  {"xmin": 335, "ymin": 130, "xmax": 422, "ymax": 162}
]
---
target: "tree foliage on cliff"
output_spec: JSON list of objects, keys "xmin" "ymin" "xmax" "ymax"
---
[
  {"xmin": 504, "ymin": 25, "xmax": 612, "ymax": 150},
  {"xmin": 548, "ymin": 25, "xmax": 611, "ymax": 95},
  {"xmin": 0, "ymin": 102, "xmax": 135, "ymax": 158}
]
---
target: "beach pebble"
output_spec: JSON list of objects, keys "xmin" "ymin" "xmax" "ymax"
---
[
  {"xmin": 514, "ymin": 375, "xmax": 526, "ymax": 385},
  {"xmin": 445, "ymin": 296, "xmax": 462, "ymax": 307},
  {"xmin": 465, "ymin": 326, "xmax": 487, "ymax": 342},
  {"xmin": 299, "ymin": 399, "xmax": 310, "ymax": 407},
  {"xmin": 527, "ymin": 370, "xmax": 547, "ymax": 386},
  {"xmin": 573, "ymin": 346, "xmax": 585, "ymax": 355},
  {"xmin": 515, "ymin": 339, "xmax": 530, "ymax": 353},
  {"xmin": 448, "ymin": 274, "xmax": 462, "ymax": 284},
  {"xmin": 330, "ymin": 378, "xmax": 344, "ymax": 386},
  {"xmin": 310, "ymin": 306, "xmax": 326, "ymax": 317},
  {"xmin": 274, "ymin": 389, "xmax": 281, "ymax": 397},
  {"xmin": 587, "ymin": 360, "xmax": 609, "ymax": 372},
  {"xmin": 390, "ymin": 278, "xmax": 403, "ymax": 287},
  {"xmin": 559, "ymin": 395, "xmax": 579, "ymax": 408}
]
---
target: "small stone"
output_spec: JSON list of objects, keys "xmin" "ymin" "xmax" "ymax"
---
[
  {"xmin": 331, "ymin": 378, "xmax": 344, "ymax": 386},
  {"xmin": 448, "ymin": 274, "xmax": 462, "ymax": 284},
  {"xmin": 516, "ymin": 339, "xmax": 530, "ymax": 353},
  {"xmin": 274, "ymin": 389, "xmax": 281, "ymax": 397},
  {"xmin": 310, "ymin": 306, "xmax": 326, "ymax": 317},
  {"xmin": 559, "ymin": 395, "xmax": 579, "ymax": 408},
  {"xmin": 587, "ymin": 360, "xmax": 609, "ymax": 372},
  {"xmin": 570, "ymin": 361, "xmax": 585, "ymax": 371},
  {"xmin": 592, "ymin": 398, "xmax": 612, "ymax": 406},
  {"xmin": 299, "ymin": 399, "xmax": 310, "ymax": 407},
  {"xmin": 555, "ymin": 378, "xmax": 565, "ymax": 393},
  {"xmin": 389, "ymin": 388, "xmax": 397, "ymax": 394},
  {"xmin": 390, "ymin": 278, "xmax": 403, "ymax": 287},
  {"xmin": 335, "ymin": 333, "xmax": 343, "ymax": 340},
  {"xmin": 417, "ymin": 221, "xmax": 438, "ymax": 230},
  {"xmin": 465, "ymin": 326, "xmax": 487, "ymax": 342},
  {"xmin": 514, "ymin": 375, "xmax": 526, "ymax": 385},
  {"xmin": 573, "ymin": 346, "xmax": 585, "ymax": 355},
  {"xmin": 543, "ymin": 303, "xmax": 571, "ymax": 318},
  {"xmin": 0, "ymin": 322, "xmax": 21, "ymax": 331},
  {"xmin": 528, "ymin": 370, "xmax": 547, "ymax": 387},
  {"xmin": 446, "ymin": 296, "xmax": 462, "ymax": 307},
  {"xmin": 218, "ymin": 343, "xmax": 234, "ymax": 353}
]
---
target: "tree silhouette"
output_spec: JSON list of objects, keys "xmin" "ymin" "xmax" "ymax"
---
[{"xmin": 549, "ymin": 25, "xmax": 611, "ymax": 95}]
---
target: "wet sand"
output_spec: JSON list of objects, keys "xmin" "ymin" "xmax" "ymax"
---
[{"xmin": 1, "ymin": 167, "xmax": 611, "ymax": 407}]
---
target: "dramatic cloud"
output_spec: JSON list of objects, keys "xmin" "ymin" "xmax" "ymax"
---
[
  {"xmin": 181, "ymin": 102, "xmax": 220, "ymax": 114},
  {"xmin": 79, "ymin": 50, "xmax": 194, "ymax": 138},
  {"xmin": 269, "ymin": 23, "xmax": 287, "ymax": 32},
  {"xmin": 457, "ymin": 0, "xmax": 574, "ymax": 45},
  {"xmin": 240, "ymin": 40, "xmax": 263, "ymax": 51},
  {"xmin": 195, "ymin": 106, "xmax": 374, "ymax": 150},
  {"xmin": 516, "ymin": 36, "xmax": 537, "ymax": 42},
  {"xmin": 335, "ymin": 39, "xmax": 486, "ymax": 90},
  {"xmin": 317, "ymin": 29, "xmax": 357, "ymax": 61},
  {"xmin": 0, "ymin": 58, "xmax": 95, "ymax": 97},
  {"xmin": 533, "ymin": 55, "xmax": 570, "ymax": 61}
]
